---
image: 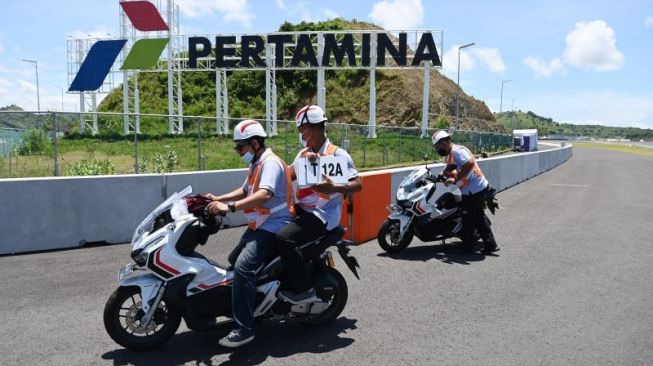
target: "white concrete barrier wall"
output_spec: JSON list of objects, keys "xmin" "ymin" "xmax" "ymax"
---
[
  {"xmin": 0, "ymin": 145, "xmax": 572, "ymax": 254},
  {"xmin": 0, "ymin": 174, "xmax": 165, "ymax": 254}
]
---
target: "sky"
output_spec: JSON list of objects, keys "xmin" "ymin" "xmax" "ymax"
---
[{"xmin": 1, "ymin": 0, "xmax": 652, "ymax": 129}]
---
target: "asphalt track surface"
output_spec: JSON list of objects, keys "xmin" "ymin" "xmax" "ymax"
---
[{"xmin": 1, "ymin": 147, "xmax": 652, "ymax": 366}]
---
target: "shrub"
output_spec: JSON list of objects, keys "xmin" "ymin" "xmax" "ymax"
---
[
  {"xmin": 65, "ymin": 159, "xmax": 116, "ymax": 176},
  {"xmin": 17, "ymin": 130, "xmax": 48, "ymax": 155}
]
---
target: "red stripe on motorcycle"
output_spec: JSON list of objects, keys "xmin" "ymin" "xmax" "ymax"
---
[
  {"xmin": 198, "ymin": 278, "xmax": 231, "ymax": 290},
  {"xmin": 154, "ymin": 248, "xmax": 180, "ymax": 276}
]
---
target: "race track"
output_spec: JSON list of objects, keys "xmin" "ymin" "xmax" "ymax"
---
[{"xmin": 1, "ymin": 147, "xmax": 652, "ymax": 365}]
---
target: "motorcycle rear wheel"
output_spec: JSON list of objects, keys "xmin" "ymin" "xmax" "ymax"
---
[
  {"xmin": 300, "ymin": 268, "xmax": 348, "ymax": 326},
  {"xmin": 103, "ymin": 286, "xmax": 182, "ymax": 350},
  {"xmin": 377, "ymin": 219, "xmax": 413, "ymax": 253}
]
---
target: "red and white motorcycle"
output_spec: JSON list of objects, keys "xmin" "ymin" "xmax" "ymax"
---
[
  {"xmin": 377, "ymin": 165, "xmax": 498, "ymax": 254},
  {"xmin": 103, "ymin": 186, "xmax": 360, "ymax": 350}
]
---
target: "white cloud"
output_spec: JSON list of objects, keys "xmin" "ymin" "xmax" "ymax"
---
[
  {"xmin": 0, "ymin": 78, "xmax": 81, "ymax": 112},
  {"xmin": 523, "ymin": 56, "xmax": 565, "ymax": 77},
  {"xmin": 522, "ymin": 90, "xmax": 653, "ymax": 128},
  {"xmin": 177, "ymin": 0, "xmax": 255, "ymax": 26},
  {"xmin": 646, "ymin": 16, "xmax": 653, "ymax": 27},
  {"xmin": 442, "ymin": 46, "xmax": 505, "ymax": 78},
  {"xmin": 369, "ymin": 0, "xmax": 423, "ymax": 30},
  {"xmin": 276, "ymin": 0, "xmax": 286, "ymax": 10},
  {"xmin": 563, "ymin": 20, "xmax": 624, "ymax": 71},
  {"xmin": 474, "ymin": 48, "xmax": 506, "ymax": 74},
  {"xmin": 322, "ymin": 9, "xmax": 339, "ymax": 19},
  {"xmin": 525, "ymin": 20, "xmax": 624, "ymax": 77},
  {"xmin": 282, "ymin": 1, "xmax": 339, "ymax": 23}
]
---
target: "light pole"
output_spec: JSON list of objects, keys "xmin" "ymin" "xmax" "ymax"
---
[
  {"xmin": 511, "ymin": 98, "xmax": 516, "ymax": 130},
  {"xmin": 499, "ymin": 79, "xmax": 511, "ymax": 113},
  {"xmin": 55, "ymin": 86, "xmax": 64, "ymax": 111},
  {"xmin": 22, "ymin": 59, "xmax": 41, "ymax": 112},
  {"xmin": 455, "ymin": 42, "xmax": 474, "ymax": 130}
]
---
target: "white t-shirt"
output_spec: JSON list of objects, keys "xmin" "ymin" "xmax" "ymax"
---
[
  {"xmin": 292, "ymin": 139, "xmax": 358, "ymax": 230},
  {"xmin": 241, "ymin": 148, "xmax": 292, "ymax": 233},
  {"xmin": 449, "ymin": 144, "xmax": 488, "ymax": 195}
]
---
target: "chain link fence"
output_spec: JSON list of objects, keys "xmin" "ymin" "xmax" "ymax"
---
[{"xmin": 0, "ymin": 111, "xmax": 511, "ymax": 178}]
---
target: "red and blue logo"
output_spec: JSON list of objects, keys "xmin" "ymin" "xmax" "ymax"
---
[{"xmin": 69, "ymin": 1, "xmax": 169, "ymax": 92}]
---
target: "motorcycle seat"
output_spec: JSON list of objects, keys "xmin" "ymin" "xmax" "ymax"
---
[{"xmin": 255, "ymin": 225, "xmax": 347, "ymax": 278}]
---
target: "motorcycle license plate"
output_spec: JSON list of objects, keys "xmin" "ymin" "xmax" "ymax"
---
[{"xmin": 117, "ymin": 263, "xmax": 135, "ymax": 282}]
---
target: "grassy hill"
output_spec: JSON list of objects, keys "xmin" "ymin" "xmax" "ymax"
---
[
  {"xmin": 98, "ymin": 19, "xmax": 503, "ymax": 134},
  {"xmin": 495, "ymin": 110, "xmax": 653, "ymax": 140}
]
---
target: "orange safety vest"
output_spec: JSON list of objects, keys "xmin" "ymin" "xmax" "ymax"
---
[
  {"xmin": 296, "ymin": 143, "xmax": 342, "ymax": 209},
  {"xmin": 243, "ymin": 150, "xmax": 295, "ymax": 230},
  {"xmin": 445, "ymin": 144, "xmax": 484, "ymax": 190}
]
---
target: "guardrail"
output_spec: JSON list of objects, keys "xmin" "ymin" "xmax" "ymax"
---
[{"xmin": 0, "ymin": 144, "xmax": 572, "ymax": 254}]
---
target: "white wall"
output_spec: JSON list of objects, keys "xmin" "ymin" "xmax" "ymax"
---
[{"xmin": 0, "ymin": 145, "xmax": 572, "ymax": 254}]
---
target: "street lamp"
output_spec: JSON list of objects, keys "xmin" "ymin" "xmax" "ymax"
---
[
  {"xmin": 499, "ymin": 79, "xmax": 511, "ymax": 113},
  {"xmin": 455, "ymin": 42, "xmax": 474, "ymax": 130},
  {"xmin": 21, "ymin": 59, "xmax": 41, "ymax": 112}
]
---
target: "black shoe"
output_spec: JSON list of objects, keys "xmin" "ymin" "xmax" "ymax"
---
[
  {"xmin": 482, "ymin": 245, "xmax": 500, "ymax": 254},
  {"xmin": 278, "ymin": 288, "xmax": 318, "ymax": 304},
  {"xmin": 218, "ymin": 328, "xmax": 254, "ymax": 348}
]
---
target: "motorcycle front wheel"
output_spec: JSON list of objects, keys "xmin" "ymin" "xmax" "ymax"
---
[
  {"xmin": 377, "ymin": 219, "xmax": 413, "ymax": 254},
  {"xmin": 103, "ymin": 286, "xmax": 182, "ymax": 350}
]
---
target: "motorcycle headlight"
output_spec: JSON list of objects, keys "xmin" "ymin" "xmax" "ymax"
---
[
  {"xmin": 386, "ymin": 204, "xmax": 403, "ymax": 213},
  {"xmin": 131, "ymin": 249, "xmax": 149, "ymax": 266}
]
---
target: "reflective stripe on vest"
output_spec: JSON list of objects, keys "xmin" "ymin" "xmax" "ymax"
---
[
  {"xmin": 296, "ymin": 143, "xmax": 341, "ymax": 209},
  {"xmin": 243, "ymin": 150, "xmax": 295, "ymax": 230},
  {"xmin": 445, "ymin": 144, "xmax": 484, "ymax": 190}
]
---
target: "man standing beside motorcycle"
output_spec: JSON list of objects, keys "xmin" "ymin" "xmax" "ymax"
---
[
  {"xmin": 432, "ymin": 130, "xmax": 499, "ymax": 254},
  {"xmin": 275, "ymin": 105, "xmax": 362, "ymax": 304},
  {"xmin": 206, "ymin": 120, "xmax": 294, "ymax": 348}
]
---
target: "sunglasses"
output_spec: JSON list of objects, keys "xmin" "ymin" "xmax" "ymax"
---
[{"xmin": 234, "ymin": 142, "xmax": 250, "ymax": 151}]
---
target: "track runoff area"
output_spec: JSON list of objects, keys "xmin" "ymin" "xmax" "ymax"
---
[{"xmin": 1, "ymin": 147, "xmax": 652, "ymax": 365}]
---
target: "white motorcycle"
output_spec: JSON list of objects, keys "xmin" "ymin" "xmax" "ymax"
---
[
  {"xmin": 377, "ymin": 165, "xmax": 498, "ymax": 254},
  {"xmin": 103, "ymin": 186, "xmax": 360, "ymax": 350}
]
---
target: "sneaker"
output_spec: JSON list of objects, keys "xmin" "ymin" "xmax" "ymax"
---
[
  {"xmin": 482, "ymin": 244, "xmax": 500, "ymax": 254},
  {"xmin": 278, "ymin": 288, "xmax": 319, "ymax": 304},
  {"xmin": 218, "ymin": 328, "xmax": 254, "ymax": 348}
]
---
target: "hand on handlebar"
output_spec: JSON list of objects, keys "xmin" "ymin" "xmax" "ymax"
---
[
  {"xmin": 444, "ymin": 177, "xmax": 456, "ymax": 187},
  {"xmin": 206, "ymin": 201, "xmax": 228, "ymax": 216}
]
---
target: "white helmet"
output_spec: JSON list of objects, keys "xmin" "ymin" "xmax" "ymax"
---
[
  {"xmin": 431, "ymin": 130, "xmax": 451, "ymax": 145},
  {"xmin": 233, "ymin": 119, "xmax": 267, "ymax": 141},
  {"xmin": 295, "ymin": 105, "xmax": 327, "ymax": 127}
]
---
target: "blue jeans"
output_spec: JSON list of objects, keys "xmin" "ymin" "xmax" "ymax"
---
[{"xmin": 232, "ymin": 228, "xmax": 278, "ymax": 331}]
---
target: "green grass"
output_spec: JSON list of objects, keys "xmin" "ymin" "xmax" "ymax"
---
[
  {"xmin": 573, "ymin": 141, "xmax": 653, "ymax": 158},
  {"xmin": 0, "ymin": 128, "xmax": 511, "ymax": 178}
]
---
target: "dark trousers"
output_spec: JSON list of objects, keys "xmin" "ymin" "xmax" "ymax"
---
[
  {"xmin": 461, "ymin": 188, "xmax": 497, "ymax": 250},
  {"xmin": 275, "ymin": 209, "xmax": 328, "ymax": 292},
  {"xmin": 232, "ymin": 228, "xmax": 278, "ymax": 331}
]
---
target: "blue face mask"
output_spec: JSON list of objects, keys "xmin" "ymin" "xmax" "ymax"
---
[{"xmin": 241, "ymin": 151, "xmax": 254, "ymax": 164}]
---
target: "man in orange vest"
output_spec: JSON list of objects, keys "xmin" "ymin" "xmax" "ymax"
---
[
  {"xmin": 206, "ymin": 120, "xmax": 293, "ymax": 348},
  {"xmin": 432, "ymin": 130, "xmax": 499, "ymax": 254},
  {"xmin": 276, "ymin": 105, "xmax": 362, "ymax": 304}
]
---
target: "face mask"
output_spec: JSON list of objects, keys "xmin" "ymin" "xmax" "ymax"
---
[
  {"xmin": 437, "ymin": 148, "xmax": 447, "ymax": 157},
  {"xmin": 299, "ymin": 131, "xmax": 311, "ymax": 148},
  {"xmin": 241, "ymin": 148, "xmax": 254, "ymax": 164}
]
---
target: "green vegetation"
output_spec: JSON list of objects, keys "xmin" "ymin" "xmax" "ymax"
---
[
  {"xmin": 0, "ymin": 19, "xmax": 512, "ymax": 178},
  {"xmin": 495, "ymin": 110, "xmax": 653, "ymax": 140},
  {"xmin": 95, "ymin": 18, "xmax": 500, "ymax": 134},
  {"xmin": 574, "ymin": 141, "xmax": 653, "ymax": 158},
  {"xmin": 0, "ymin": 126, "xmax": 511, "ymax": 178},
  {"xmin": 65, "ymin": 159, "xmax": 116, "ymax": 176}
]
